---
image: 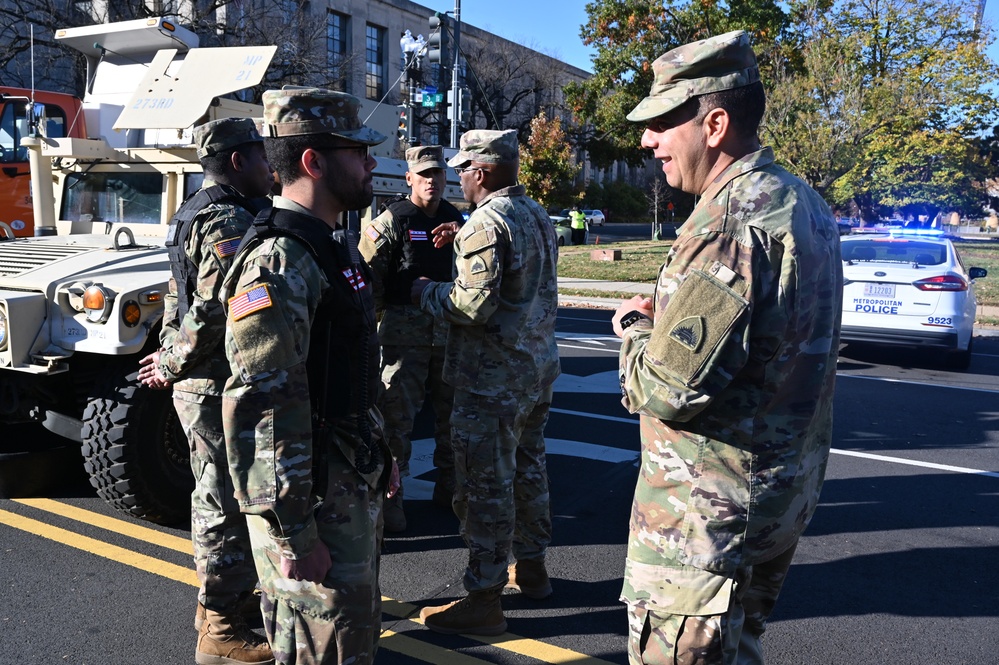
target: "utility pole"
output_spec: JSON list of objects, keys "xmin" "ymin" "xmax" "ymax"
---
[{"xmin": 450, "ymin": 0, "xmax": 461, "ymax": 148}]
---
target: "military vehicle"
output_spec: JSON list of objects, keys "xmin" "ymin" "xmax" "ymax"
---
[
  {"xmin": 0, "ymin": 16, "xmax": 464, "ymax": 525},
  {"xmin": 0, "ymin": 17, "xmax": 275, "ymax": 524}
]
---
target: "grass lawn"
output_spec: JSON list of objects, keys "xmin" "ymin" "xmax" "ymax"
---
[{"xmin": 558, "ymin": 238, "xmax": 999, "ymax": 317}]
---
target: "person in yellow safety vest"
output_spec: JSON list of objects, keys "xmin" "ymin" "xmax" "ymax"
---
[{"xmin": 569, "ymin": 206, "xmax": 587, "ymax": 245}]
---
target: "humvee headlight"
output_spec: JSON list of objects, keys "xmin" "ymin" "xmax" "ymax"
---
[
  {"xmin": 0, "ymin": 307, "xmax": 7, "ymax": 352},
  {"xmin": 122, "ymin": 300, "xmax": 141, "ymax": 327},
  {"xmin": 82, "ymin": 284, "xmax": 114, "ymax": 323}
]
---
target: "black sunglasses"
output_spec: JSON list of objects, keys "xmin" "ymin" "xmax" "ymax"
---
[{"xmin": 319, "ymin": 144, "xmax": 368, "ymax": 159}]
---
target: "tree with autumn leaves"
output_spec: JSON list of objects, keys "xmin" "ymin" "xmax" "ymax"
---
[
  {"xmin": 520, "ymin": 113, "xmax": 581, "ymax": 209},
  {"xmin": 567, "ymin": 0, "xmax": 999, "ymax": 219}
]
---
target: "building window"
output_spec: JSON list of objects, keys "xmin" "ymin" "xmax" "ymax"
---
[
  {"xmin": 327, "ymin": 11, "xmax": 349, "ymax": 92},
  {"xmin": 365, "ymin": 23, "xmax": 385, "ymax": 101}
]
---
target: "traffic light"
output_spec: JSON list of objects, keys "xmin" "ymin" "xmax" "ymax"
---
[
  {"xmin": 457, "ymin": 86, "xmax": 471, "ymax": 125},
  {"xmin": 427, "ymin": 12, "xmax": 449, "ymax": 65},
  {"xmin": 397, "ymin": 106, "xmax": 411, "ymax": 143},
  {"xmin": 446, "ymin": 87, "xmax": 471, "ymax": 126}
]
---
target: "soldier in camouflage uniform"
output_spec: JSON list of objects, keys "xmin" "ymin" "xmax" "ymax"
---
[
  {"xmin": 359, "ymin": 145, "xmax": 464, "ymax": 533},
  {"xmin": 220, "ymin": 88, "xmax": 393, "ymax": 665},
  {"xmin": 137, "ymin": 117, "xmax": 275, "ymax": 665},
  {"xmin": 411, "ymin": 129, "xmax": 560, "ymax": 636},
  {"xmin": 610, "ymin": 31, "xmax": 843, "ymax": 665}
]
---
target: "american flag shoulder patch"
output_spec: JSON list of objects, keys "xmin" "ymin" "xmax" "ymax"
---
[
  {"xmin": 229, "ymin": 284, "xmax": 273, "ymax": 321},
  {"xmin": 408, "ymin": 229, "xmax": 429, "ymax": 241},
  {"xmin": 365, "ymin": 225, "xmax": 381, "ymax": 242},
  {"xmin": 214, "ymin": 236, "xmax": 242, "ymax": 259},
  {"xmin": 342, "ymin": 267, "xmax": 367, "ymax": 292}
]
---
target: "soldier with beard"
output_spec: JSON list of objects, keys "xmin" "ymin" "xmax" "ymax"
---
[{"xmin": 221, "ymin": 88, "xmax": 395, "ymax": 665}]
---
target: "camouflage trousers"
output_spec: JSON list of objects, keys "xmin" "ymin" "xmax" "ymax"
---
[
  {"xmin": 625, "ymin": 543, "xmax": 799, "ymax": 665},
  {"xmin": 450, "ymin": 385, "xmax": 553, "ymax": 592},
  {"xmin": 173, "ymin": 390, "xmax": 257, "ymax": 612},
  {"xmin": 246, "ymin": 441, "xmax": 383, "ymax": 665},
  {"xmin": 378, "ymin": 344, "xmax": 454, "ymax": 478}
]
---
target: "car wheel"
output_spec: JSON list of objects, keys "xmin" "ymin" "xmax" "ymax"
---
[
  {"xmin": 557, "ymin": 236, "xmax": 565, "ymax": 247},
  {"xmin": 81, "ymin": 362, "xmax": 193, "ymax": 525},
  {"xmin": 945, "ymin": 336, "xmax": 973, "ymax": 371}
]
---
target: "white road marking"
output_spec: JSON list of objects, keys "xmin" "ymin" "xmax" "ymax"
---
[
  {"xmin": 405, "ymin": 436, "xmax": 638, "ymax": 500},
  {"xmin": 837, "ymin": 373, "xmax": 999, "ymax": 394},
  {"xmin": 553, "ymin": 370, "xmax": 621, "ymax": 393},
  {"xmin": 831, "ymin": 448, "xmax": 999, "ymax": 478}
]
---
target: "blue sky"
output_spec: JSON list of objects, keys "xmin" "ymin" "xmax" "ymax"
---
[
  {"xmin": 418, "ymin": 1, "xmax": 597, "ymax": 72},
  {"xmin": 418, "ymin": 0, "xmax": 998, "ymax": 75}
]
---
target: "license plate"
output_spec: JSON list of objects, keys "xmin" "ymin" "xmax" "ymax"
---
[{"xmin": 864, "ymin": 283, "xmax": 895, "ymax": 298}]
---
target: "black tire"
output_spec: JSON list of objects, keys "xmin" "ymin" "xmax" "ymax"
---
[
  {"xmin": 945, "ymin": 336, "xmax": 973, "ymax": 371},
  {"xmin": 81, "ymin": 365, "xmax": 192, "ymax": 525},
  {"xmin": 557, "ymin": 236, "xmax": 565, "ymax": 247}
]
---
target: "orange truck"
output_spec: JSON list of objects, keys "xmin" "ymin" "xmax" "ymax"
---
[{"xmin": 0, "ymin": 87, "xmax": 86, "ymax": 236}]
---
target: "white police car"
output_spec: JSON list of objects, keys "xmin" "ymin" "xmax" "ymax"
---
[{"xmin": 840, "ymin": 230, "xmax": 987, "ymax": 369}]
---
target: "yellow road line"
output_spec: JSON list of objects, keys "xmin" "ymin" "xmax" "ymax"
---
[
  {"xmin": 0, "ymin": 508, "xmax": 198, "ymax": 586},
  {"xmin": 380, "ymin": 629, "xmax": 495, "ymax": 664},
  {"xmin": 2, "ymin": 500, "xmax": 618, "ymax": 665},
  {"xmin": 383, "ymin": 598, "xmax": 619, "ymax": 665},
  {"xmin": 13, "ymin": 498, "xmax": 193, "ymax": 554}
]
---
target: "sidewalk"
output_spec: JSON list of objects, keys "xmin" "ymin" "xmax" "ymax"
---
[{"xmin": 558, "ymin": 277, "xmax": 999, "ymax": 335}]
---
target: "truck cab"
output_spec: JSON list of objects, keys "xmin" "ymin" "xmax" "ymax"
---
[{"xmin": 0, "ymin": 88, "xmax": 86, "ymax": 236}]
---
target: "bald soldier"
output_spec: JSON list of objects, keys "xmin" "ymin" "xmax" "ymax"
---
[
  {"xmin": 610, "ymin": 31, "xmax": 843, "ymax": 664},
  {"xmin": 221, "ymin": 89, "xmax": 393, "ymax": 665},
  {"xmin": 412, "ymin": 129, "xmax": 560, "ymax": 636},
  {"xmin": 359, "ymin": 145, "xmax": 464, "ymax": 532}
]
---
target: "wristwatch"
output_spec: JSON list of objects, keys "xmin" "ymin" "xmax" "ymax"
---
[{"xmin": 619, "ymin": 310, "xmax": 651, "ymax": 331}]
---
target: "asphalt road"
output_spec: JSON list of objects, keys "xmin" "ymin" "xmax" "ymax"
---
[{"xmin": 1, "ymin": 308, "xmax": 997, "ymax": 664}]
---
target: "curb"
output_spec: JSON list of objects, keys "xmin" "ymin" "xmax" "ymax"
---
[{"xmin": 558, "ymin": 296, "xmax": 999, "ymax": 337}]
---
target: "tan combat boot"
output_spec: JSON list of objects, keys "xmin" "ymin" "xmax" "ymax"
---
[
  {"xmin": 419, "ymin": 587, "xmax": 507, "ymax": 636},
  {"xmin": 196, "ymin": 607, "xmax": 274, "ymax": 665},
  {"xmin": 506, "ymin": 558, "xmax": 553, "ymax": 599},
  {"xmin": 194, "ymin": 592, "xmax": 263, "ymax": 631},
  {"xmin": 384, "ymin": 483, "xmax": 406, "ymax": 533}
]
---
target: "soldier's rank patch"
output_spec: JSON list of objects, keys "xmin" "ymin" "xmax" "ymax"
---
[
  {"xmin": 365, "ymin": 225, "xmax": 381, "ymax": 242},
  {"xmin": 409, "ymin": 229, "xmax": 428, "ymax": 241},
  {"xmin": 229, "ymin": 284, "xmax": 273, "ymax": 321},
  {"xmin": 213, "ymin": 236, "xmax": 241, "ymax": 259},
  {"xmin": 669, "ymin": 316, "xmax": 705, "ymax": 352},
  {"xmin": 342, "ymin": 267, "xmax": 367, "ymax": 291}
]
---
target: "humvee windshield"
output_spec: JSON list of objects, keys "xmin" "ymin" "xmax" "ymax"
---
[{"xmin": 61, "ymin": 171, "xmax": 203, "ymax": 225}]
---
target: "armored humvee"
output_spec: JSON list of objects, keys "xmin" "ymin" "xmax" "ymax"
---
[{"xmin": 0, "ymin": 17, "xmax": 275, "ymax": 524}]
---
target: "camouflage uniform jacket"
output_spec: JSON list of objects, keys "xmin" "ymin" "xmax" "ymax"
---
[
  {"xmin": 420, "ymin": 184, "xmax": 560, "ymax": 396},
  {"xmin": 618, "ymin": 148, "xmax": 843, "ymax": 606},
  {"xmin": 159, "ymin": 178, "xmax": 255, "ymax": 395},
  {"xmin": 359, "ymin": 199, "xmax": 461, "ymax": 347},
  {"xmin": 221, "ymin": 196, "xmax": 386, "ymax": 560}
]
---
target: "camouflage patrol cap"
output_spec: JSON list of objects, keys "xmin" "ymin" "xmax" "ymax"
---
[
  {"xmin": 627, "ymin": 30, "xmax": 760, "ymax": 122},
  {"xmin": 261, "ymin": 88, "xmax": 386, "ymax": 145},
  {"xmin": 406, "ymin": 145, "xmax": 447, "ymax": 174},
  {"xmin": 193, "ymin": 117, "xmax": 262, "ymax": 159},
  {"xmin": 446, "ymin": 129, "xmax": 519, "ymax": 167}
]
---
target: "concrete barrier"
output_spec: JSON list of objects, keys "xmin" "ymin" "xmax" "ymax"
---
[{"xmin": 590, "ymin": 249, "xmax": 622, "ymax": 261}]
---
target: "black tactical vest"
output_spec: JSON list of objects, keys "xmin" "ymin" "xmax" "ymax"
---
[
  {"xmin": 164, "ymin": 184, "xmax": 259, "ymax": 321},
  {"xmin": 382, "ymin": 197, "xmax": 463, "ymax": 304},
  {"xmin": 236, "ymin": 206, "xmax": 381, "ymax": 473}
]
